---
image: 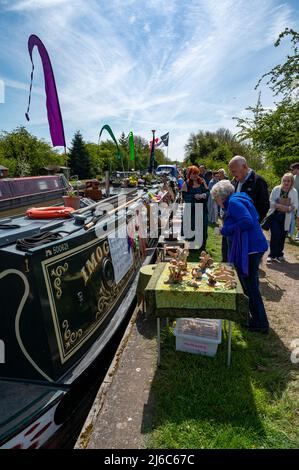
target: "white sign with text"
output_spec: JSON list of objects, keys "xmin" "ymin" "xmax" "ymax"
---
[{"xmin": 108, "ymin": 224, "xmax": 133, "ymax": 284}]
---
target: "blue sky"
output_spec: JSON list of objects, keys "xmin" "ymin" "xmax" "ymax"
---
[{"xmin": 0, "ymin": 0, "xmax": 298, "ymax": 162}]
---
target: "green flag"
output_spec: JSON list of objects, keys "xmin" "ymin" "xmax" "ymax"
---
[
  {"xmin": 129, "ymin": 131, "xmax": 135, "ymax": 162},
  {"xmin": 99, "ymin": 124, "xmax": 121, "ymax": 160}
]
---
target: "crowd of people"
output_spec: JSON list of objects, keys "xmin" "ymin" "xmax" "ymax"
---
[{"xmin": 176, "ymin": 157, "xmax": 299, "ymax": 335}]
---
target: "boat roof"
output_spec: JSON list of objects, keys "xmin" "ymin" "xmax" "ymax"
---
[
  {"xmin": 0, "ymin": 188, "xmax": 143, "ymax": 253},
  {"xmin": 1, "ymin": 175, "xmax": 65, "ymax": 181}
]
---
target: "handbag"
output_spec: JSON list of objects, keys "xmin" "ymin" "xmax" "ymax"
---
[{"xmin": 260, "ymin": 212, "xmax": 275, "ymax": 231}]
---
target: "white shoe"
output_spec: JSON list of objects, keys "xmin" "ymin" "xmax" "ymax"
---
[
  {"xmin": 277, "ymin": 256, "xmax": 286, "ymax": 262},
  {"xmin": 266, "ymin": 256, "xmax": 274, "ymax": 263}
]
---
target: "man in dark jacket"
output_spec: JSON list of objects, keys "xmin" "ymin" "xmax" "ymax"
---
[
  {"xmin": 229, "ymin": 156, "xmax": 269, "ymax": 221},
  {"xmin": 221, "ymin": 155, "xmax": 270, "ymax": 261}
]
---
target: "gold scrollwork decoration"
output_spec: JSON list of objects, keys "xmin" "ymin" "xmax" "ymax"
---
[
  {"xmin": 96, "ymin": 282, "xmax": 118, "ymax": 319},
  {"xmin": 51, "ymin": 263, "xmax": 68, "ymax": 299},
  {"xmin": 94, "ymin": 263, "xmax": 134, "ymax": 321},
  {"xmin": 62, "ymin": 319, "xmax": 83, "ymax": 350}
]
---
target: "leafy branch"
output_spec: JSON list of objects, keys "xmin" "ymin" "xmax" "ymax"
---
[{"xmin": 255, "ymin": 28, "xmax": 299, "ymax": 100}]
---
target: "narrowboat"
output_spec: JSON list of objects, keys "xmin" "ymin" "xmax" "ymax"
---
[
  {"xmin": 0, "ymin": 187, "xmax": 172, "ymax": 448},
  {"xmin": 0, "ymin": 175, "xmax": 69, "ymax": 217}
]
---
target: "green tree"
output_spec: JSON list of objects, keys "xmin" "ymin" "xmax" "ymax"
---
[
  {"xmin": 84, "ymin": 133, "xmax": 174, "ymax": 176},
  {"xmin": 68, "ymin": 131, "xmax": 91, "ymax": 179},
  {"xmin": 0, "ymin": 126, "xmax": 63, "ymax": 176},
  {"xmin": 183, "ymin": 128, "xmax": 254, "ymax": 170},
  {"xmin": 255, "ymin": 28, "xmax": 299, "ymax": 101},
  {"xmin": 118, "ymin": 132, "xmax": 129, "ymax": 170},
  {"xmin": 85, "ymin": 142, "xmax": 104, "ymax": 176},
  {"xmin": 235, "ymin": 29, "xmax": 299, "ymax": 176}
]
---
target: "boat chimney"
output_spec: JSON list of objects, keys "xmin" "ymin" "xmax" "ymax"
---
[{"xmin": 105, "ymin": 170, "xmax": 110, "ymax": 198}]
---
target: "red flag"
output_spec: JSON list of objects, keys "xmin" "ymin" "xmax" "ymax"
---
[{"xmin": 149, "ymin": 137, "xmax": 160, "ymax": 149}]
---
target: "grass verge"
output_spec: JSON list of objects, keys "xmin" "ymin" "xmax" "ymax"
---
[{"xmin": 146, "ymin": 227, "xmax": 299, "ymax": 449}]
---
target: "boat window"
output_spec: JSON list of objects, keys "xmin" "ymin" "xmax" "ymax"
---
[{"xmin": 38, "ymin": 181, "xmax": 48, "ymax": 190}]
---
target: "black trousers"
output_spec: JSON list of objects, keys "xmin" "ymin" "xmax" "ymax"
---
[
  {"xmin": 269, "ymin": 212, "xmax": 286, "ymax": 258},
  {"xmin": 221, "ymin": 235, "xmax": 229, "ymax": 262}
]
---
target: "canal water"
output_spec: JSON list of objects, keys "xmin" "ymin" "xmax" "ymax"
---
[{"xmin": 48, "ymin": 297, "xmax": 138, "ymax": 449}]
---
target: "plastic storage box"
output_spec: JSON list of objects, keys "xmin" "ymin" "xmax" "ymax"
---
[{"xmin": 173, "ymin": 318, "xmax": 222, "ymax": 357}]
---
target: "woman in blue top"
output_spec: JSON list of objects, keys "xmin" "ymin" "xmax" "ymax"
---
[
  {"xmin": 181, "ymin": 166, "xmax": 209, "ymax": 251},
  {"xmin": 177, "ymin": 170, "xmax": 185, "ymax": 190},
  {"xmin": 211, "ymin": 180, "xmax": 269, "ymax": 333}
]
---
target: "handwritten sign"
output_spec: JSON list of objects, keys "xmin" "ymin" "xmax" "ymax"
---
[{"xmin": 108, "ymin": 225, "xmax": 133, "ymax": 284}]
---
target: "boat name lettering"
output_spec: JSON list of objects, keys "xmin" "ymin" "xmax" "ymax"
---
[
  {"xmin": 81, "ymin": 241, "xmax": 109, "ymax": 285},
  {"xmin": 52, "ymin": 243, "xmax": 69, "ymax": 255}
]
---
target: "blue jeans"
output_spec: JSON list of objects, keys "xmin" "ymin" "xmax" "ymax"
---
[
  {"xmin": 269, "ymin": 211, "xmax": 286, "ymax": 258},
  {"xmin": 237, "ymin": 252, "xmax": 269, "ymax": 330}
]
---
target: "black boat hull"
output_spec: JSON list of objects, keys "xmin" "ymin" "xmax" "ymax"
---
[{"xmin": 0, "ymin": 190, "xmax": 165, "ymax": 448}]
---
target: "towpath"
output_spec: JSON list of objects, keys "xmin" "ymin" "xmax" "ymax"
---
[{"xmin": 76, "ymin": 239, "xmax": 299, "ymax": 449}]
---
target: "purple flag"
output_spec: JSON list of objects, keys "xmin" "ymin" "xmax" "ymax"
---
[{"xmin": 26, "ymin": 34, "xmax": 66, "ymax": 148}]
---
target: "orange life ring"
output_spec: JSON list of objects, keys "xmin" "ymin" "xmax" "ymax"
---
[{"xmin": 26, "ymin": 206, "xmax": 75, "ymax": 219}]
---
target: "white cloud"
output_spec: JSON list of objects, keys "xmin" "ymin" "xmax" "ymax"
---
[
  {"xmin": 5, "ymin": 0, "xmax": 70, "ymax": 10},
  {"xmin": 0, "ymin": 0, "xmax": 298, "ymax": 161},
  {"xmin": 143, "ymin": 23, "xmax": 151, "ymax": 33}
]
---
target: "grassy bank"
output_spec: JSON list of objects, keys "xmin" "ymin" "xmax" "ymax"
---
[{"xmin": 146, "ymin": 227, "xmax": 299, "ymax": 449}]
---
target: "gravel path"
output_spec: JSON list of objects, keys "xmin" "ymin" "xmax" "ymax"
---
[{"xmin": 260, "ymin": 240, "xmax": 299, "ymax": 343}]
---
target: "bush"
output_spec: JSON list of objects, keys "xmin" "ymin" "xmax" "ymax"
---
[
  {"xmin": 270, "ymin": 155, "xmax": 299, "ymax": 177},
  {"xmin": 257, "ymin": 168, "xmax": 281, "ymax": 190}
]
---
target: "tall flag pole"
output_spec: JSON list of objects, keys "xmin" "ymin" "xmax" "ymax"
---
[
  {"xmin": 25, "ymin": 34, "xmax": 66, "ymax": 159},
  {"xmin": 149, "ymin": 129, "xmax": 156, "ymax": 173},
  {"xmin": 98, "ymin": 124, "xmax": 125, "ymax": 172}
]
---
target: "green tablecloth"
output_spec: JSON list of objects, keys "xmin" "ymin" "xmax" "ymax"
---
[
  {"xmin": 156, "ymin": 262, "xmax": 236, "ymax": 310},
  {"xmin": 136, "ymin": 264, "xmax": 156, "ymax": 304},
  {"xmin": 144, "ymin": 262, "xmax": 249, "ymax": 322}
]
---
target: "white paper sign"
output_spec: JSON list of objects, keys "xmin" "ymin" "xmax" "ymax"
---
[{"xmin": 108, "ymin": 224, "xmax": 133, "ymax": 284}]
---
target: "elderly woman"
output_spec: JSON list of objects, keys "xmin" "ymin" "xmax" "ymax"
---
[
  {"xmin": 208, "ymin": 171, "xmax": 219, "ymax": 224},
  {"xmin": 266, "ymin": 173, "xmax": 298, "ymax": 262},
  {"xmin": 181, "ymin": 165, "xmax": 209, "ymax": 251},
  {"xmin": 211, "ymin": 180, "xmax": 269, "ymax": 333}
]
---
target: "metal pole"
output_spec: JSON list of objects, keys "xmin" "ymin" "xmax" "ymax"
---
[
  {"xmin": 157, "ymin": 317, "xmax": 161, "ymax": 366},
  {"xmin": 105, "ymin": 170, "xmax": 110, "ymax": 198},
  {"xmin": 149, "ymin": 129, "xmax": 156, "ymax": 174},
  {"xmin": 64, "ymin": 146, "xmax": 68, "ymax": 170},
  {"xmin": 227, "ymin": 320, "xmax": 232, "ymax": 367}
]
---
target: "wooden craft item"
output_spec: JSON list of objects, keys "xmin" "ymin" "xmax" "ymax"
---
[
  {"xmin": 191, "ymin": 267, "xmax": 202, "ymax": 280},
  {"xmin": 223, "ymin": 279, "xmax": 237, "ymax": 290},
  {"xmin": 187, "ymin": 279, "xmax": 200, "ymax": 288},
  {"xmin": 199, "ymin": 251, "xmax": 214, "ymax": 270},
  {"xmin": 206, "ymin": 272, "xmax": 217, "ymax": 286}
]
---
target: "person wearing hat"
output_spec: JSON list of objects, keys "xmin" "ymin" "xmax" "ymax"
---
[{"xmin": 291, "ymin": 162, "xmax": 299, "ymax": 241}]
